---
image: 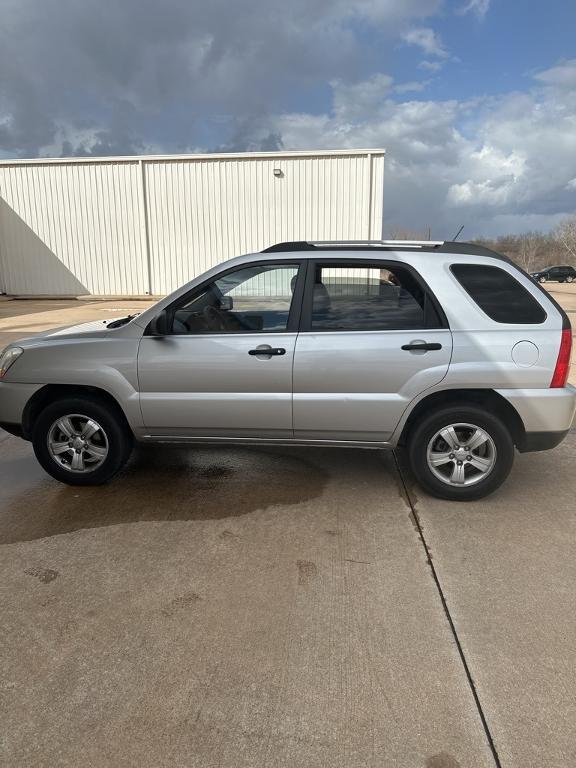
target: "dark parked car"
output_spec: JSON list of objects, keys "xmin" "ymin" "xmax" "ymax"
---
[{"xmin": 531, "ymin": 266, "xmax": 576, "ymax": 284}]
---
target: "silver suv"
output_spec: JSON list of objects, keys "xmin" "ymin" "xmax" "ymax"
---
[{"xmin": 0, "ymin": 240, "xmax": 574, "ymax": 501}]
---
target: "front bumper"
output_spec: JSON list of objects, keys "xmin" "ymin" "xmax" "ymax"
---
[{"xmin": 0, "ymin": 381, "xmax": 43, "ymax": 437}]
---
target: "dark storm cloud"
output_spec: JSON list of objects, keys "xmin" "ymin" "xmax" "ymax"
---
[{"xmin": 0, "ymin": 0, "xmax": 440, "ymax": 157}]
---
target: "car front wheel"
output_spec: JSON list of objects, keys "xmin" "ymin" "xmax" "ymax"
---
[
  {"xmin": 538, "ymin": 276, "xmax": 546, "ymax": 283},
  {"xmin": 407, "ymin": 405, "xmax": 514, "ymax": 501},
  {"xmin": 32, "ymin": 397, "xmax": 133, "ymax": 485}
]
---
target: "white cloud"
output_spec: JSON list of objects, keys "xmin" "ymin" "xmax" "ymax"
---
[
  {"xmin": 459, "ymin": 0, "xmax": 491, "ymax": 19},
  {"xmin": 0, "ymin": 0, "xmax": 443, "ymax": 157},
  {"xmin": 419, "ymin": 60, "xmax": 444, "ymax": 72},
  {"xmin": 447, "ymin": 146, "xmax": 527, "ymax": 207},
  {"xmin": 402, "ymin": 27, "xmax": 448, "ymax": 58},
  {"xmin": 393, "ymin": 81, "xmax": 428, "ymax": 94},
  {"xmin": 534, "ymin": 60, "xmax": 576, "ymax": 89},
  {"xmin": 263, "ymin": 64, "xmax": 576, "ymax": 237}
]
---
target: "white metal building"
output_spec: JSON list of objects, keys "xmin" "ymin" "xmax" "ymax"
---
[{"xmin": 0, "ymin": 149, "xmax": 385, "ymax": 297}]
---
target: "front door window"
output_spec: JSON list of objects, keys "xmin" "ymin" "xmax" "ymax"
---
[{"xmin": 171, "ymin": 264, "xmax": 300, "ymax": 334}]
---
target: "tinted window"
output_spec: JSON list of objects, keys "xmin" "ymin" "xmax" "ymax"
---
[
  {"xmin": 451, "ymin": 264, "xmax": 546, "ymax": 324},
  {"xmin": 309, "ymin": 264, "xmax": 440, "ymax": 331},
  {"xmin": 171, "ymin": 263, "xmax": 300, "ymax": 333}
]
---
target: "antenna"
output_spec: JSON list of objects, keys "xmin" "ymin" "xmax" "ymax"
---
[{"xmin": 452, "ymin": 225, "xmax": 464, "ymax": 241}]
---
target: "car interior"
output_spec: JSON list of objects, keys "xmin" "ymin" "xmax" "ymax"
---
[
  {"xmin": 169, "ymin": 262, "xmax": 434, "ymax": 334},
  {"xmin": 172, "ymin": 265, "xmax": 298, "ymax": 333},
  {"xmin": 310, "ymin": 265, "xmax": 429, "ymax": 331}
]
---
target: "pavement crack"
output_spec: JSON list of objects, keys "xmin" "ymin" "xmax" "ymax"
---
[{"xmin": 393, "ymin": 451, "xmax": 503, "ymax": 768}]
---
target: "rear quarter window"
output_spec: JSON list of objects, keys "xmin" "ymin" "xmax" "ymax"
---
[{"xmin": 450, "ymin": 264, "xmax": 547, "ymax": 324}]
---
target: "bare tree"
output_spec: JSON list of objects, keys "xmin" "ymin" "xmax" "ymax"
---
[
  {"xmin": 554, "ymin": 215, "xmax": 576, "ymax": 263},
  {"xmin": 474, "ymin": 231, "xmax": 563, "ymax": 271},
  {"xmin": 388, "ymin": 226, "xmax": 428, "ymax": 240},
  {"xmin": 517, "ymin": 231, "xmax": 540, "ymax": 273}
]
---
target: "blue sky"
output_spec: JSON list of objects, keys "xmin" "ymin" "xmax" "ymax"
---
[
  {"xmin": 0, "ymin": 0, "xmax": 575, "ymax": 237},
  {"xmin": 401, "ymin": 1, "xmax": 576, "ymax": 100}
]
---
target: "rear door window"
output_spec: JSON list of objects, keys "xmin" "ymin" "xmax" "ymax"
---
[
  {"xmin": 305, "ymin": 263, "xmax": 444, "ymax": 331},
  {"xmin": 451, "ymin": 264, "xmax": 546, "ymax": 324}
]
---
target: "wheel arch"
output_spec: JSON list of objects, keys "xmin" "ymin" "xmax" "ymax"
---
[
  {"xmin": 22, "ymin": 384, "xmax": 132, "ymax": 440},
  {"xmin": 397, "ymin": 389, "xmax": 526, "ymax": 448}
]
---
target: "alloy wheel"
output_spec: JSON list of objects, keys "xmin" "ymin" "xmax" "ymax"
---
[
  {"xmin": 47, "ymin": 414, "xmax": 109, "ymax": 473},
  {"xmin": 426, "ymin": 422, "xmax": 497, "ymax": 487}
]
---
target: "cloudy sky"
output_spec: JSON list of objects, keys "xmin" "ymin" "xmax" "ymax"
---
[{"xmin": 0, "ymin": 0, "xmax": 575, "ymax": 237}]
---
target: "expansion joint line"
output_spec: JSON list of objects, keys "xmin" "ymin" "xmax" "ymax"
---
[{"xmin": 393, "ymin": 452, "xmax": 503, "ymax": 768}]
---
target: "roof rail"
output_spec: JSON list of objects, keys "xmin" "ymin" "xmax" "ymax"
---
[
  {"xmin": 261, "ymin": 239, "xmax": 517, "ymax": 265},
  {"xmin": 262, "ymin": 239, "xmax": 444, "ymax": 253},
  {"xmin": 313, "ymin": 239, "xmax": 444, "ymax": 248}
]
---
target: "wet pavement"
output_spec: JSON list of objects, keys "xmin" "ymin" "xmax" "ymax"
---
[{"xmin": 0, "ymin": 442, "xmax": 329, "ymax": 545}]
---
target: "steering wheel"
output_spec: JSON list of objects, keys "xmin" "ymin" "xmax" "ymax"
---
[{"xmin": 203, "ymin": 305, "xmax": 228, "ymax": 331}]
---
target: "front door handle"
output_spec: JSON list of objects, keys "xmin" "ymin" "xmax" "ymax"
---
[
  {"xmin": 401, "ymin": 341, "xmax": 442, "ymax": 352},
  {"xmin": 248, "ymin": 346, "xmax": 286, "ymax": 357}
]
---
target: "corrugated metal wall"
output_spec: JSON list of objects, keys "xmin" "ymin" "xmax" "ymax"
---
[
  {"xmin": 0, "ymin": 150, "xmax": 385, "ymax": 296},
  {"xmin": 0, "ymin": 161, "xmax": 148, "ymax": 295}
]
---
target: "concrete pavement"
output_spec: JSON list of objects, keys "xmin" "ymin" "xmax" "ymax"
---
[
  {"xmin": 0, "ymin": 298, "xmax": 154, "ymax": 348},
  {"xmin": 0, "ymin": 439, "xmax": 496, "ymax": 767},
  {"xmin": 402, "ymin": 433, "xmax": 576, "ymax": 767}
]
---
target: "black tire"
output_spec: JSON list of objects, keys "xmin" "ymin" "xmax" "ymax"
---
[
  {"xmin": 32, "ymin": 396, "xmax": 134, "ymax": 486},
  {"xmin": 407, "ymin": 405, "xmax": 514, "ymax": 501},
  {"xmin": 538, "ymin": 276, "xmax": 546, "ymax": 283}
]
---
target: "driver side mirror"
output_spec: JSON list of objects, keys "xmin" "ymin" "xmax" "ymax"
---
[
  {"xmin": 150, "ymin": 309, "xmax": 171, "ymax": 336},
  {"xmin": 219, "ymin": 296, "xmax": 233, "ymax": 311}
]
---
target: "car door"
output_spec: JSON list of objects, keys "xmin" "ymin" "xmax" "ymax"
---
[
  {"xmin": 293, "ymin": 260, "xmax": 452, "ymax": 442},
  {"xmin": 137, "ymin": 260, "xmax": 304, "ymax": 438}
]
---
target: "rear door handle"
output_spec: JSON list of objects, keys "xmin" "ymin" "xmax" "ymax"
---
[
  {"xmin": 401, "ymin": 341, "xmax": 442, "ymax": 351},
  {"xmin": 248, "ymin": 346, "xmax": 286, "ymax": 356}
]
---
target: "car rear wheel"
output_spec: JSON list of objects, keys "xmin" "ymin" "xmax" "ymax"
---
[
  {"xmin": 407, "ymin": 405, "xmax": 514, "ymax": 501},
  {"xmin": 32, "ymin": 397, "xmax": 133, "ymax": 485}
]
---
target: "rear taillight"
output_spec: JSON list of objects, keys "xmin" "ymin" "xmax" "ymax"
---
[{"xmin": 550, "ymin": 328, "xmax": 573, "ymax": 388}]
